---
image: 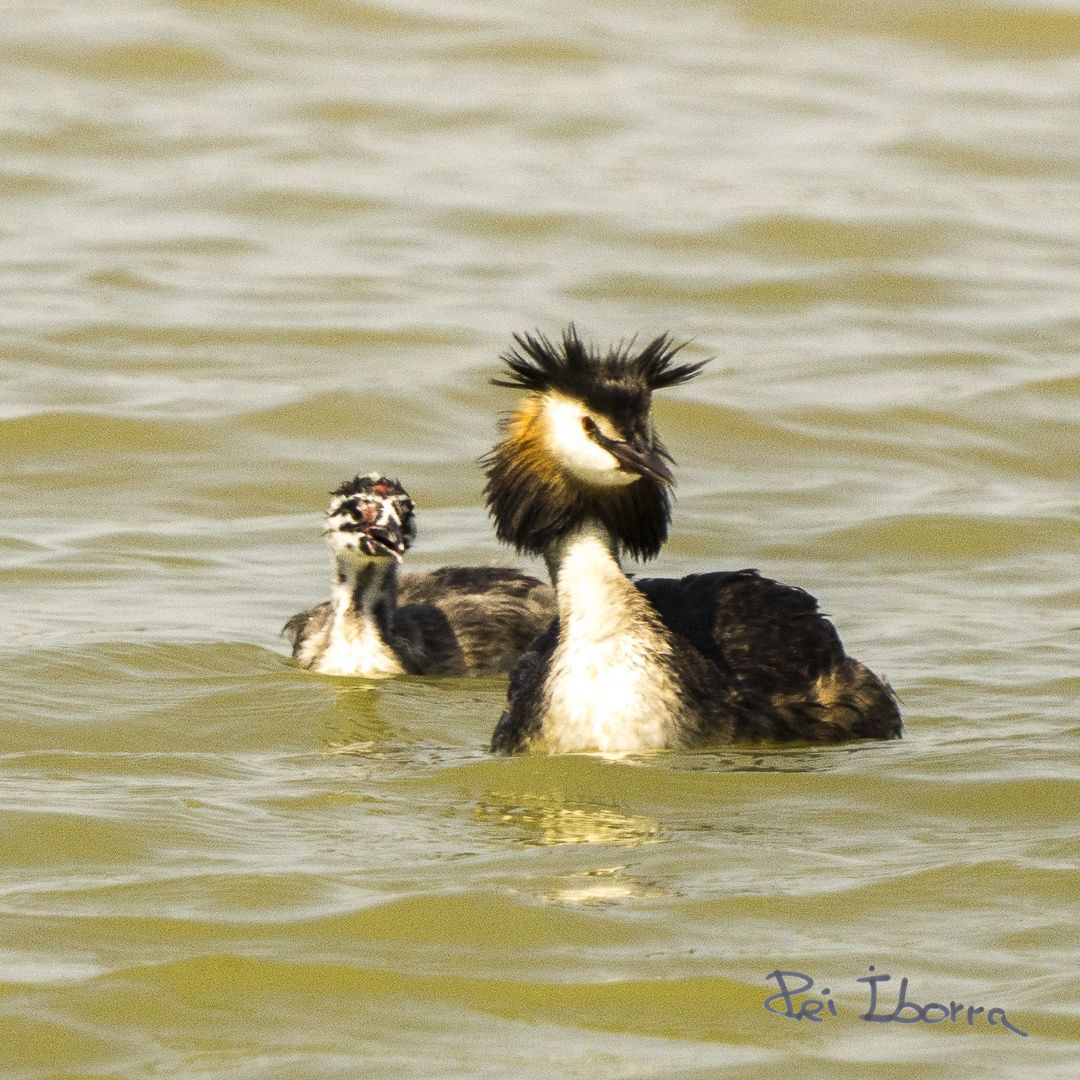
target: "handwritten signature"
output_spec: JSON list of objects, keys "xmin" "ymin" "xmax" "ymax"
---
[{"xmin": 763, "ymin": 967, "xmax": 1029, "ymax": 1037}]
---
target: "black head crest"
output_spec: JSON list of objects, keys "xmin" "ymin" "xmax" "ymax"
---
[{"xmin": 491, "ymin": 325, "xmax": 706, "ymax": 403}]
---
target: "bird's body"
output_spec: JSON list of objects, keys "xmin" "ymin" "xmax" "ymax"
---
[
  {"xmin": 485, "ymin": 330, "xmax": 901, "ymax": 753},
  {"xmin": 285, "ymin": 475, "xmax": 555, "ymax": 678}
]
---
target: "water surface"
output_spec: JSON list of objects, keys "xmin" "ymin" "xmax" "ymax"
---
[{"xmin": 1, "ymin": 2, "xmax": 1078, "ymax": 1077}]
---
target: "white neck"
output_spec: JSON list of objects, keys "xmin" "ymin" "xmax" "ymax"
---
[
  {"xmin": 312, "ymin": 557, "xmax": 405, "ymax": 676},
  {"xmin": 540, "ymin": 522, "xmax": 683, "ymax": 753}
]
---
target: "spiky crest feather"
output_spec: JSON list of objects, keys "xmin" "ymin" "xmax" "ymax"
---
[{"xmin": 492, "ymin": 326, "xmax": 705, "ymax": 402}]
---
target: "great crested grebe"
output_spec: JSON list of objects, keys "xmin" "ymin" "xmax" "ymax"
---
[
  {"xmin": 285, "ymin": 474, "xmax": 555, "ymax": 677},
  {"xmin": 484, "ymin": 328, "xmax": 901, "ymax": 753}
]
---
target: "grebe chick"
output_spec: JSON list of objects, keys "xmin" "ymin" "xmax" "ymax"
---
[
  {"xmin": 285, "ymin": 474, "xmax": 555, "ymax": 677},
  {"xmin": 484, "ymin": 328, "xmax": 901, "ymax": 753}
]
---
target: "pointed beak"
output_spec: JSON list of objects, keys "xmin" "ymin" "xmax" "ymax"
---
[
  {"xmin": 360, "ymin": 522, "xmax": 409, "ymax": 563},
  {"xmin": 605, "ymin": 437, "xmax": 676, "ymax": 487}
]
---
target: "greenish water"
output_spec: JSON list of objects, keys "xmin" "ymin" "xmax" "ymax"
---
[{"xmin": 1, "ymin": 1, "xmax": 1078, "ymax": 1077}]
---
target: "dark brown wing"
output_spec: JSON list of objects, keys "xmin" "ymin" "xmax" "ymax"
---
[
  {"xmin": 282, "ymin": 601, "xmax": 331, "ymax": 656},
  {"xmin": 397, "ymin": 567, "xmax": 556, "ymax": 676},
  {"xmin": 636, "ymin": 571, "xmax": 901, "ymax": 741}
]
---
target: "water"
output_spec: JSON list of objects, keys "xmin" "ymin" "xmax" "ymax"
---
[{"xmin": 1, "ymin": 1, "xmax": 1078, "ymax": 1076}]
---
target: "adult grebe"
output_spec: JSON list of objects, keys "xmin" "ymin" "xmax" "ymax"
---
[
  {"xmin": 285, "ymin": 474, "xmax": 555, "ymax": 677},
  {"xmin": 483, "ymin": 329, "xmax": 901, "ymax": 753}
]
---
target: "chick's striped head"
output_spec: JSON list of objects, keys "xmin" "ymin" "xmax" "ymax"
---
[{"xmin": 324, "ymin": 473, "xmax": 416, "ymax": 563}]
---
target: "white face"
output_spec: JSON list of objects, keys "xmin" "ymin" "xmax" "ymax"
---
[{"xmin": 541, "ymin": 394, "xmax": 640, "ymax": 488}]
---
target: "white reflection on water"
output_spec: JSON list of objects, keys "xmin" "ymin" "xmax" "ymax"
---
[
  {"xmin": 545, "ymin": 865, "xmax": 671, "ymax": 906},
  {"xmin": 474, "ymin": 790, "xmax": 665, "ymax": 847}
]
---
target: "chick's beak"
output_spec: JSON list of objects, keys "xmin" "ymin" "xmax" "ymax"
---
[{"xmin": 361, "ymin": 522, "xmax": 409, "ymax": 562}]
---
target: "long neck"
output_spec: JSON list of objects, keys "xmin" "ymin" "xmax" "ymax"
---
[
  {"xmin": 317, "ymin": 557, "xmax": 404, "ymax": 676},
  {"xmin": 544, "ymin": 521, "xmax": 627, "ymax": 602},
  {"xmin": 333, "ymin": 558, "xmax": 398, "ymax": 632},
  {"xmin": 539, "ymin": 519, "xmax": 684, "ymax": 753}
]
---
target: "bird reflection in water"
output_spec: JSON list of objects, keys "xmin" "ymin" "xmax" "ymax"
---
[
  {"xmin": 544, "ymin": 865, "xmax": 670, "ymax": 906},
  {"xmin": 475, "ymin": 789, "xmax": 670, "ymax": 904},
  {"xmin": 475, "ymin": 789, "xmax": 664, "ymax": 847},
  {"xmin": 319, "ymin": 684, "xmax": 399, "ymax": 754}
]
